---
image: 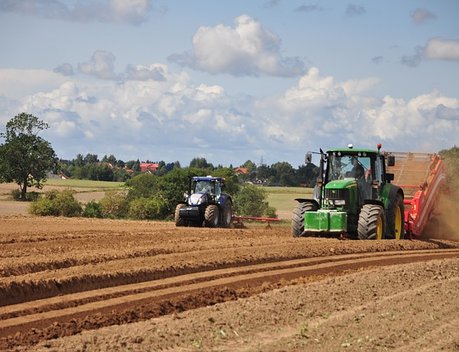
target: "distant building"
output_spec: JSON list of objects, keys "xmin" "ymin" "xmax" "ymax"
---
[
  {"xmin": 233, "ymin": 167, "xmax": 249, "ymax": 175},
  {"xmin": 140, "ymin": 163, "xmax": 160, "ymax": 173}
]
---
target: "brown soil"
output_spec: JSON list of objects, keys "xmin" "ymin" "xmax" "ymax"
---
[{"xmin": 1, "ymin": 216, "xmax": 459, "ymax": 351}]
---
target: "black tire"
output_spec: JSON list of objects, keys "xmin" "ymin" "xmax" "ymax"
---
[
  {"xmin": 204, "ymin": 204, "xmax": 219, "ymax": 227},
  {"xmin": 358, "ymin": 204, "xmax": 386, "ymax": 240},
  {"xmin": 221, "ymin": 201, "xmax": 232, "ymax": 228},
  {"xmin": 386, "ymin": 193, "xmax": 405, "ymax": 240},
  {"xmin": 175, "ymin": 204, "xmax": 187, "ymax": 227},
  {"xmin": 291, "ymin": 202, "xmax": 317, "ymax": 237}
]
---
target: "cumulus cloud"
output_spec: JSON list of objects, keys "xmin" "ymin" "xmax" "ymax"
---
[
  {"xmin": 424, "ymin": 38, "xmax": 459, "ymax": 61},
  {"xmin": 78, "ymin": 50, "xmax": 118, "ymax": 80},
  {"xmin": 169, "ymin": 14, "xmax": 306, "ymax": 77},
  {"xmin": 2, "ymin": 65, "xmax": 458, "ymax": 164},
  {"xmin": 411, "ymin": 8, "xmax": 436, "ymax": 24},
  {"xmin": 0, "ymin": 0, "xmax": 153, "ymax": 25},
  {"xmin": 401, "ymin": 38, "xmax": 459, "ymax": 67}
]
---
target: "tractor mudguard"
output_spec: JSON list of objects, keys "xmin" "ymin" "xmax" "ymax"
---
[{"xmin": 294, "ymin": 198, "xmax": 320, "ymax": 208}]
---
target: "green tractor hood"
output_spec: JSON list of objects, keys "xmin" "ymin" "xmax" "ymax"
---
[{"xmin": 325, "ymin": 179, "xmax": 356, "ymax": 190}]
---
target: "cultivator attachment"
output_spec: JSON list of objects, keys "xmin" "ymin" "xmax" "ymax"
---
[{"xmin": 386, "ymin": 152, "xmax": 446, "ymax": 237}]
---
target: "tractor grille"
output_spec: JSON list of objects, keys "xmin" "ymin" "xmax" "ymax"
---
[
  {"xmin": 325, "ymin": 188, "xmax": 348, "ymax": 200},
  {"xmin": 324, "ymin": 188, "xmax": 350, "ymax": 209}
]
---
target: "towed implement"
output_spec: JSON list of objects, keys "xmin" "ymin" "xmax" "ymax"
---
[
  {"xmin": 386, "ymin": 152, "xmax": 446, "ymax": 237},
  {"xmin": 292, "ymin": 144, "xmax": 405, "ymax": 240}
]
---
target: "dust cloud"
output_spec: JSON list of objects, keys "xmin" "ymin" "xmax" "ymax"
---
[{"xmin": 422, "ymin": 194, "xmax": 459, "ymax": 241}]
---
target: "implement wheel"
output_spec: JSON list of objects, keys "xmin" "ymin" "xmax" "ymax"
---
[
  {"xmin": 204, "ymin": 204, "xmax": 219, "ymax": 227},
  {"xmin": 358, "ymin": 204, "xmax": 386, "ymax": 240},
  {"xmin": 292, "ymin": 202, "xmax": 317, "ymax": 237}
]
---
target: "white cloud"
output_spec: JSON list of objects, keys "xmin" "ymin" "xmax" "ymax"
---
[
  {"xmin": 0, "ymin": 0, "xmax": 153, "ymax": 25},
  {"xmin": 1, "ymin": 66, "xmax": 458, "ymax": 164},
  {"xmin": 169, "ymin": 15, "xmax": 306, "ymax": 77},
  {"xmin": 78, "ymin": 50, "xmax": 118, "ymax": 80},
  {"xmin": 424, "ymin": 38, "xmax": 459, "ymax": 61},
  {"xmin": 0, "ymin": 69, "xmax": 67, "ymax": 100}
]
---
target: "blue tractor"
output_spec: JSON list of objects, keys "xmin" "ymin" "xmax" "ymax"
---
[{"xmin": 175, "ymin": 176, "xmax": 233, "ymax": 227}]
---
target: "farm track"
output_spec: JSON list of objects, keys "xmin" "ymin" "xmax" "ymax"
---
[{"xmin": 1, "ymin": 249, "xmax": 459, "ymax": 350}]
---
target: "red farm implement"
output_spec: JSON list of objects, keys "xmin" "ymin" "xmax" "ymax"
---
[{"xmin": 386, "ymin": 152, "xmax": 446, "ymax": 238}]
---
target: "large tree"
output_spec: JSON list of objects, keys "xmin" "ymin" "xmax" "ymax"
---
[{"xmin": 0, "ymin": 113, "xmax": 57, "ymax": 200}]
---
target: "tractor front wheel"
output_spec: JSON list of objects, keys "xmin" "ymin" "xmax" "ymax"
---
[
  {"xmin": 204, "ymin": 204, "xmax": 219, "ymax": 227},
  {"xmin": 292, "ymin": 202, "xmax": 317, "ymax": 237},
  {"xmin": 175, "ymin": 204, "xmax": 187, "ymax": 227},
  {"xmin": 358, "ymin": 204, "xmax": 386, "ymax": 240}
]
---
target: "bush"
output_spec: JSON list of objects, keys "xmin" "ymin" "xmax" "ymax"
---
[
  {"xmin": 29, "ymin": 189, "xmax": 82, "ymax": 217},
  {"xmin": 54, "ymin": 189, "xmax": 82, "ymax": 217},
  {"xmin": 99, "ymin": 191, "xmax": 129, "ymax": 218},
  {"xmin": 265, "ymin": 205, "xmax": 278, "ymax": 218},
  {"xmin": 83, "ymin": 200, "xmax": 103, "ymax": 218},
  {"xmin": 11, "ymin": 189, "xmax": 40, "ymax": 201},
  {"xmin": 234, "ymin": 184, "xmax": 271, "ymax": 217},
  {"xmin": 128, "ymin": 196, "xmax": 167, "ymax": 220},
  {"xmin": 29, "ymin": 198, "xmax": 59, "ymax": 216}
]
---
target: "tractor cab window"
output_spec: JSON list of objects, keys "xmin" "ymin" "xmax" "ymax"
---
[
  {"xmin": 194, "ymin": 180, "xmax": 214, "ymax": 194},
  {"xmin": 328, "ymin": 154, "xmax": 371, "ymax": 181}
]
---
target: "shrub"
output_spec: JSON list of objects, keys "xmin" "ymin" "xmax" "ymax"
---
[
  {"xmin": 83, "ymin": 200, "xmax": 103, "ymax": 218},
  {"xmin": 99, "ymin": 191, "xmax": 129, "ymax": 218},
  {"xmin": 29, "ymin": 189, "xmax": 82, "ymax": 217},
  {"xmin": 265, "ymin": 205, "xmax": 278, "ymax": 218},
  {"xmin": 11, "ymin": 189, "xmax": 40, "ymax": 201},
  {"xmin": 53, "ymin": 189, "xmax": 82, "ymax": 217},
  {"xmin": 233, "ymin": 184, "xmax": 269, "ymax": 217},
  {"xmin": 29, "ymin": 198, "xmax": 59, "ymax": 216},
  {"xmin": 128, "ymin": 196, "xmax": 168, "ymax": 220}
]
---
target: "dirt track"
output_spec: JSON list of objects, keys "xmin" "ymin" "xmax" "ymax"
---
[{"xmin": 1, "ymin": 216, "xmax": 459, "ymax": 351}]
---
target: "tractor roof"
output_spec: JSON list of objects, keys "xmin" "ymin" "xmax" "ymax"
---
[
  {"xmin": 327, "ymin": 147, "xmax": 378, "ymax": 154},
  {"xmin": 192, "ymin": 176, "xmax": 224, "ymax": 182}
]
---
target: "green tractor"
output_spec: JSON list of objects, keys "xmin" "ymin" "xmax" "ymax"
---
[{"xmin": 292, "ymin": 144, "xmax": 405, "ymax": 240}]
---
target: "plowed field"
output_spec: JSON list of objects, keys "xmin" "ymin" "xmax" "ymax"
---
[{"xmin": 1, "ymin": 216, "xmax": 459, "ymax": 351}]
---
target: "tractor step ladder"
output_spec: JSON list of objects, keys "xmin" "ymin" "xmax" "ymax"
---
[{"xmin": 386, "ymin": 152, "xmax": 446, "ymax": 237}]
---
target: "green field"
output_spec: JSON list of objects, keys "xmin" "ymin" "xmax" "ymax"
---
[
  {"xmin": 45, "ymin": 178, "xmax": 125, "ymax": 189},
  {"xmin": 264, "ymin": 186, "xmax": 313, "ymax": 218}
]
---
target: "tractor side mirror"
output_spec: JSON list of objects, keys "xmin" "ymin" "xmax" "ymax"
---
[
  {"xmin": 305, "ymin": 152, "xmax": 312, "ymax": 164},
  {"xmin": 387, "ymin": 155, "xmax": 395, "ymax": 167},
  {"xmin": 386, "ymin": 173, "xmax": 394, "ymax": 183}
]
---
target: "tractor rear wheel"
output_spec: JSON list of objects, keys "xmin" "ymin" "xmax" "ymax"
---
[
  {"xmin": 221, "ymin": 202, "xmax": 233, "ymax": 227},
  {"xmin": 175, "ymin": 204, "xmax": 187, "ymax": 227},
  {"xmin": 204, "ymin": 204, "xmax": 219, "ymax": 227},
  {"xmin": 358, "ymin": 204, "xmax": 386, "ymax": 240},
  {"xmin": 292, "ymin": 202, "xmax": 317, "ymax": 237}
]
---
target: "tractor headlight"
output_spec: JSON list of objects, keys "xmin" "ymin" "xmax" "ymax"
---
[{"xmin": 334, "ymin": 199, "xmax": 346, "ymax": 206}]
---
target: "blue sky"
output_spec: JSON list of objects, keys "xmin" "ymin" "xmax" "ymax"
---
[{"xmin": 0, "ymin": 0, "xmax": 458, "ymax": 167}]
